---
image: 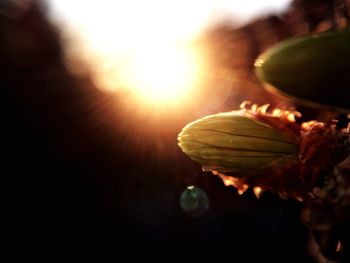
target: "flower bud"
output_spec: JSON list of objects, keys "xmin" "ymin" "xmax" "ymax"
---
[
  {"xmin": 255, "ymin": 29, "xmax": 350, "ymax": 112},
  {"xmin": 178, "ymin": 110, "xmax": 298, "ymax": 176}
]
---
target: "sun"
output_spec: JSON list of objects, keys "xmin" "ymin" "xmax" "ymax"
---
[{"xmin": 123, "ymin": 45, "xmax": 201, "ymax": 105}]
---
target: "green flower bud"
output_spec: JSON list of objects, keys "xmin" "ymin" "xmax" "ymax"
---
[
  {"xmin": 178, "ymin": 110, "xmax": 298, "ymax": 175},
  {"xmin": 255, "ymin": 29, "xmax": 350, "ymax": 112}
]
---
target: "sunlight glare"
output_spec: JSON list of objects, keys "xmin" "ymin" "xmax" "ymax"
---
[
  {"xmin": 49, "ymin": 0, "xmax": 211, "ymax": 106},
  {"xmin": 123, "ymin": 46, "xmax": 201, "ymax": 105},
  {"xmin": 48, "ymin": 0, "xmax": 291, "ymax": 107}
]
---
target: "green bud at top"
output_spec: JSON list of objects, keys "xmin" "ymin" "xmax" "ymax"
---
[
  {"xmin": 255, "ymin": 29, "xmax": 350, "ymax": 112},
  {"xmin": 178, "ymin": 110, "xmax": 298, "ymax": 176}
]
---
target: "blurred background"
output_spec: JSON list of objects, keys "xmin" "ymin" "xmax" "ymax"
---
[{"xmin": 2, "ymin": 0, "xmax": 347, "ymax": 259}]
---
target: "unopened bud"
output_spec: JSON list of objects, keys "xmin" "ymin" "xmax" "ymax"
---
[{"xmin": 178, "ymin": 110, "xmax": 298, "ymax": 176}]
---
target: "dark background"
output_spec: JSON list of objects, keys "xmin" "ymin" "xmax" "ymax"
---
[{"xmin": 3, "ymin": 0, "xmax": 342, "ymax": 260}]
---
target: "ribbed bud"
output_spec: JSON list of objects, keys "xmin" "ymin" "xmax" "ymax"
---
[{"xmin": 178, "ymin": 109, "xmax": 298, "ymax": 176}]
